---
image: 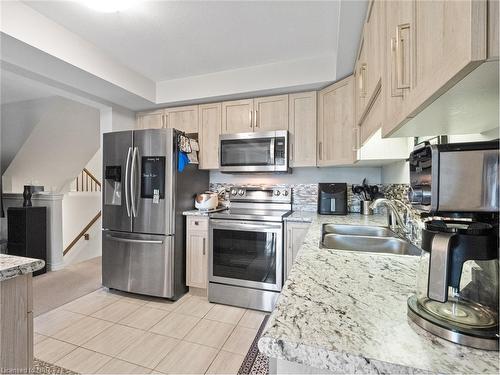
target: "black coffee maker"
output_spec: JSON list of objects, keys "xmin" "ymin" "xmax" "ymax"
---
[{"xmin": 407, "ymin": 140, "xmax": 499, "ymax": 350}]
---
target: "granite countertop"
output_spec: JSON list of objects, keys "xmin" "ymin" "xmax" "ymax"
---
[
  {"xmin": 283, "ymin": 210, "xmax": 316, "ymax": 223},
  {"xmin": 183, "ymin": 209, "xmax": 210, "ymax": 216},
  {"xmin": 258, "ymin": 213, "xmax": 499, "ymax": 374},
  {"xmin": 0, "ymin": 254, "xmax": 45, "ymax": 282},
  {"xmin": 183, "ymin": 207, "xmax": 228, "ymax": 216}
]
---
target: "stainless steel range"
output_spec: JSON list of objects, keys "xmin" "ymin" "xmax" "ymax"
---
[{"xmin": 208, "ymin": 186, "xmax": 292, "ymax": 312}]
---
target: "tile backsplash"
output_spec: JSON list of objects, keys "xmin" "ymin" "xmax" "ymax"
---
[{"xmin": 209, "ymin": 182, "xmax": 411, "ymax": 213}]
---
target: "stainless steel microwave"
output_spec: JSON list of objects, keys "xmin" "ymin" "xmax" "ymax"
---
[{"xmin": 219, "ymin": 130, "xmax": 289, "ymax": 173}]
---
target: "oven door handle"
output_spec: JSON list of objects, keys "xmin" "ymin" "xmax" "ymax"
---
[{"xmin": 210, "ymin": 220, "xmax": 282, "ymax": 232}]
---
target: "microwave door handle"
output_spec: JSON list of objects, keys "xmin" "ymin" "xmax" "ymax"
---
[
  {"xmin": 269, "ymin": 138, "xmax": 275, "ymax": 166},
  {"xmin": 124, "ymin": 147, "xmax": 132, "ymax": 217}
]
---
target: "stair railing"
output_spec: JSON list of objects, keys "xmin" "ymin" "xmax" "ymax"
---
[{"xmin": 75, "ymin": 168, "xmax": 101, "ymax": 192}]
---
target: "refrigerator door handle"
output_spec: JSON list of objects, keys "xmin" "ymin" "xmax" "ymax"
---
[
  {"xmin": 105, "ymin": 234, "xmax": 164, "ymax": 245},
  {"xmin": 124, "ymin": 147, "xmax": 132, "ymax": 217},
  {"xmin": 130, "ymin": 146, "xmax": 139, "ymax": 217}
]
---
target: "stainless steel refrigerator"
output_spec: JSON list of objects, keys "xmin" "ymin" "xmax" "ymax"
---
[{"xmin": 102, "ymin": 128, "xmax": 208, "ymax": 299}]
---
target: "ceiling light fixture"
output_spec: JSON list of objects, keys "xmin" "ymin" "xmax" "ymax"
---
[{"xmin": 80, "ymin": 0, "xmax": 136, "ymax": 13}]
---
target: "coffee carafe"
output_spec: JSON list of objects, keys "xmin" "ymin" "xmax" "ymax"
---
[{"xmin": 408, "ymin": 140, "xmax": 499, "ymax": 350}]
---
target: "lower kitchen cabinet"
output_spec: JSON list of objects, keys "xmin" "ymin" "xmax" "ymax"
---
[
  {"xmin": 0, "ymin": 273, "xmax": 33, "ymax": 371},
  {"xmin": 186, "ymin": 216, "xmax": 208, "ymax": 289},
  {"xmin": 284, "ymin": 222, "xmax": 310, "ymax": 280}
]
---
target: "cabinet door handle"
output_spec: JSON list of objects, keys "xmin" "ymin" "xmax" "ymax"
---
[
  {"xmin": 396, "ymin": 23, "xmax": 411, "ymax": 90},
  {"xmin": 390, "ymin": 37, "xmax": 404, "ymax": 98},
  {"xmin": 202, "ymin": 238, "xmax": 206, "ymax": 255},
  {"xmin": 289, "ymin": 142, "xmax": 293, "ymax": 161},
  {"xmin": 359, "ymin": 63, "xmax": 367, "ymax": 98},
  {"xmin": 249, "ymin": 109, "xmax": 253, "ymax": 129},
  {"xmin": 352, "ymin": 127, "xmax": 360, "ymax": 152},
  {"xmin": 318, "ymin": 141, "xmax": 322, "ymax": 160},
  {"xmin": 194, "ymin": 221, "xmax": 199, "ymax": 226},
  {"xmin": 255, "ymin": 110, "xmax": 259, "ymax": 128}
]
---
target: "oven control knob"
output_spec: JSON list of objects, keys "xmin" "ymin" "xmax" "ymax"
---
[
  {"xmin": 230, "ymin": 189, "xmax": 237, "ymax": 196},
  {"xmin": 238, "ymin": 189, "xmax": 245, "ymax": 196},
  {"xmin": 274, "ymin": 190, "xmax": 281, "ymax": 196},
  {"xmin": 283, "ymin": 190, "xmax": 289, "ymax": 196}
]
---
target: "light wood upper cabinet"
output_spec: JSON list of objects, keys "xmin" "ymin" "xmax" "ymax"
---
[
  {"xmin": 222, "ymin": 95, "xmax": 288, "ymax": 134},
  {"xmin": 136, "ymin": 110, "xmax": 164, "ymax": 129},
  {"xmin": 186, "ymin": 216, "xmax": 208, "ymax": 289},
  {"xmin": 355, "ymin": 0, "xmax": 384, "ymax": 131},
  {"xmin": 253, "ymin": 95, "xmax": 289, "ymax": 131},
  {"xmin": 383, "ymin": 0, "xmax": 493, "ymax": 137},
  {"xmin": 355, "ymin": 39, "xmax": 368, "ymax": 125},
  {"xmin": 488, "ymin": 0, "xmax": 499, "ymax": 59},
  {"xmin": 317, "ymin": 76, "xmax": 356, "ymax": 166},
  {"xmin": 165, "ymin": 105, "xmax": 199, "ymax": 133},
  {"xmin": 288, "ymin": 92, "xmax": 317, "ymax": 167},
  {"xmin": 198, "ymin": 103, "xmax": 222, "ymax": 170},
  {"xmin": 382, "ymin": 0, "xmax": 415, "ymax": 137},
  {"xmin": 412, "ymin": 0, "xmax": 487, "ymax": 101},
  {"xmin": 221, "ymin": 99, "xmax": 254, "ymax": 134},
  {"xmin": 365, "ymin": 0, "xmax": 384, "ymax": 100},
  {"xmin": 360, "ymin": 92, "xmax": 382, "ymax": 145}
]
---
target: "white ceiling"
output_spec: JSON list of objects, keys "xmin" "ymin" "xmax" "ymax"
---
[{"xmin": 23, "ymin": 0, "xmax": 341, "ymax": 82}]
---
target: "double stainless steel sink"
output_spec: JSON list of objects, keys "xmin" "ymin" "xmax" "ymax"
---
[{"xmin": 321, "ymin": 224, "xmax": 421, "ymax": 256}]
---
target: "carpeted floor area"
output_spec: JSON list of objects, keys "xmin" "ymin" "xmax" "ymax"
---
[{"xmin": 33, "ymin": 257, "xmax": 102, "ymax": 317}]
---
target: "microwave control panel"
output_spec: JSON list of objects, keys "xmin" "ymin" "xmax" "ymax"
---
[{"xmin": 275, "ymin": 137, "xmax": 286, "ymax": 166}]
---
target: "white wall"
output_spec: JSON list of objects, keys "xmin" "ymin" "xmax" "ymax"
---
[
  {"xmin": 2, "ymin": 96, "xmax": 100, "ymax": 192},
  {"xmin": 210, "ymin": 166, "xmax": 382, "ymax": 185},
  {"xmin": 1, "ymin": 97, "xmax": 55, "ymax": 174},
  {"xmin": 63, "ymin": 216, "xmax": 101, "ymax": 266},
  {"xmin": 381, "ymin": 161, "xmax": 410, "ymax": 184},
  {"xmin": 111, "ymin": 106, "xmax": 136, "ymax": 131},
  {"xmin": 62, "ymin": 192, "xmax": 101, "ymax": 266},
  {"xmin": 84, "ymin": 149, "xmax": 102, "ymax": 182}
]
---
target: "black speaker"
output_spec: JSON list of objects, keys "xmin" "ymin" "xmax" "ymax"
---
[
  {"xmin": 7, "ymin": 207, "xmax": 47, "ymax": 276},
  {"xmin": 318, "ymin": 183, "xmax": 348, "ymax": 215}
]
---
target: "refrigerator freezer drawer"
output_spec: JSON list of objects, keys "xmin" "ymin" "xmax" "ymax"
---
[{"xmin": 102, "ymin": 231, "xmax": 174, "ymax": 298}]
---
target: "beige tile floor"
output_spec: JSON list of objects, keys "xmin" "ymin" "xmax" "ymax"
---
[{"xmin": 34, "ymin": 288, "xmax": 266, "ymax": 374}]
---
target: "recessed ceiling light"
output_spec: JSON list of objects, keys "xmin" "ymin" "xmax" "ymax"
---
[{"xmin": 80, "ymin": 0, "xmax": 136, "ymax": 13}]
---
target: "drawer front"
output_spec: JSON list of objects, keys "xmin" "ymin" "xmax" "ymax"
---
[{"xmin": 187, "ymin": 216, "xmax": 209, "ymax": 231}]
